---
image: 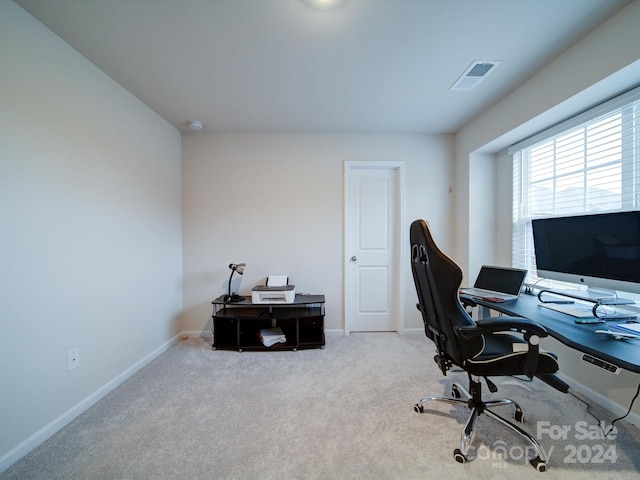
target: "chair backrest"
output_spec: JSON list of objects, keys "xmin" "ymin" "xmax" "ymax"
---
[{"xmin": 410, "ymin": 219, "xmax": 483, "ymax": 370}]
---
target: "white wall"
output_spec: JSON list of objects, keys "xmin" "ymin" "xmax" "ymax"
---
[
  {"xmin": 467, "ymin": 152, "xmax": 496, "ymax": 282},
  {"xmin": 454, "ymin": 0, "xmax": 640, "ymax": 278},
  {"xmin": 0, "ymin": 2, "xmax": 183, "ymax": 470},
  {"xmin": 454, "ymin": 1, "xmax": 640, "ymax": 422},
  {"xmin": 181, "ymin": 133, "xmax": 454, "ymax": 335}
]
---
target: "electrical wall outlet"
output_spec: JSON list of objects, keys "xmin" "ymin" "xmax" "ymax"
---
[{"xmin": 67, "ymin": 348, "xmax": 80, "ymax": 371}]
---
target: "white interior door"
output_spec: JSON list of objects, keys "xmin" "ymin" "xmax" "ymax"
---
[{"xmin": 345, "ymin": 163, "xmax": 403, "ymax": 333}]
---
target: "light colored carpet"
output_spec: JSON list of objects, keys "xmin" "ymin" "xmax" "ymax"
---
[{"xmin": 2, "ymin": 333, "xmax": 639, "ymax": 479}]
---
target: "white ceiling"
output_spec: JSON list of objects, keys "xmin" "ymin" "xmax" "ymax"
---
[{"xmin": 16, "ymin": 0, "xmax": 631, "ymax": 135}]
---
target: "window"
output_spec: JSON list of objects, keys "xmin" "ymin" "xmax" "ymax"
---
[{"xmin": 510, "ymin": 86, "xmax": 640, "ymax": 284}]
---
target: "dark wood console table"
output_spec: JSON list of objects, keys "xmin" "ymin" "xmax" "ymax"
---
[{"xmin": 211, "ymin": 294, "xmax": 325, "ymax": 352}]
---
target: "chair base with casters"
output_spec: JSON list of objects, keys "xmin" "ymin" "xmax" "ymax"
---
[{"xmin": 414, "ymin": 373, "xmax": 547, "ymax": 472}]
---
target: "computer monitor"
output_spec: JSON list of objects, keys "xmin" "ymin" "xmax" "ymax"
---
[{"xmin": 531, "ymin": 211, "xmax": 640, "ymax": 301}]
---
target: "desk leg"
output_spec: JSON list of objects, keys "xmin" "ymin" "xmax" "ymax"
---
[{"xmin": 478, "ymin": 305, "xmax": 491, "ymax": 320}]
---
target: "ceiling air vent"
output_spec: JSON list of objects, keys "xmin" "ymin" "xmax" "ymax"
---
[{"xmin": 450, "ymin": 60, "xmax": 501, "ymax": 91}]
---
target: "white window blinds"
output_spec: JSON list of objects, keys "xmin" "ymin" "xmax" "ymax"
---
[{"xmin": 511, "ymin": 85, "xmax": 640, "ymax": 281}]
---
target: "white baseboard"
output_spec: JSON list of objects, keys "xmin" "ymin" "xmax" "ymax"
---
[
  {"xmin": 403, "ymin": 327, "xmax": 424, "ymax": 335},
  {"xmin": 0, "ymin": 334, "xmax": 181, "ymax": 474},
  {"xmin": 182, "ymin": 330, "xmax": 213, "ymax": 341},
  {"xmin": 329, "ymin": 329, "xmax": 424, "ymax": 336},
  {"xmin": 558, "ymin": 373, "xmax": 640, "ymax": 428},
  {"xmin": 325, "ymin": 329, "xmax": 344, "ymax": 336}
]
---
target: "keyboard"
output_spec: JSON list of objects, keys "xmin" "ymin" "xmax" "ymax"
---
[
  {"xmin": 539, "ymin": 303, "xmax": 595, "ymax": 318},
  {"xmin": 619, "ymin": 304, "xmax": 640, "ymax": 314}
]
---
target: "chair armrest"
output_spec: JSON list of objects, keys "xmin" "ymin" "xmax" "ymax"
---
[
  {"xmin": 456, "ymin": 317, "xmax": 548, "ymax": 379},
  {"xmin": 456, "ymin": 316, "xmax": 548, "ymax": 339}
]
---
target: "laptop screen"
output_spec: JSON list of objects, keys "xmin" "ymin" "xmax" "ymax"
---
[{"xmin": 474, "ymin": 266, "xmax": 527, "ymax": 295}]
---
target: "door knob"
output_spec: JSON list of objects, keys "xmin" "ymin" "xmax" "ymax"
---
[{"xmin": 350, "ymin": 256, "xmax": 357, "ymax": 262}]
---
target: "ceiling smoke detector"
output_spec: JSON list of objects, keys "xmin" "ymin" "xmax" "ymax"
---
[
  {"xmin": 188, "ymin": 120, "xmax": 204, "ymax": 131},
  {"xmin": 450, "ymin": 61, "xmax": 501, "ymax": 91}
]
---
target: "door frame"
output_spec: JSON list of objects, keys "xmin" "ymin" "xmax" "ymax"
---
[{"xmin": 344, "ymin": 160, "xmax": 406, "ymax": 336}]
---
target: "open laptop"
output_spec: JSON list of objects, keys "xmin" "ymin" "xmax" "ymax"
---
[{"xmin": 460, "ymin": 265, "xmax": 528, "ymax": 302}]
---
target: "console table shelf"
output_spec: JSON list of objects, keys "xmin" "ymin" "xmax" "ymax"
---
[{"xmin": 211, "ymin": 295, "xmax": 325, "ymax": 352}]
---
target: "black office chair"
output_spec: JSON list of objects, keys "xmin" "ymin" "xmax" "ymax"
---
[{"xmin": 410, "ymin": 219, "xmax": 568, "ymax": 472}]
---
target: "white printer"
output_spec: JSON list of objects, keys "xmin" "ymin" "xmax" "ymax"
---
[{"xmin": 251, "ymin": 275, "xmax": 296, "ymax": 304}]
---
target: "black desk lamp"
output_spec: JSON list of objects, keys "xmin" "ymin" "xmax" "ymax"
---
[{"xmin": 224, "ymin": 263, "xmax": 246, "ymax": 303}]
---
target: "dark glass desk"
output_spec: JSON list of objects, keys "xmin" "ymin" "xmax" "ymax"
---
[{"xmin": 467, "ymin": 293, "xmax": 640, "ymax": 373}]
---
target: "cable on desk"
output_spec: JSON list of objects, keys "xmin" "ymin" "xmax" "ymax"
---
[
  {"xmin": 522, "ymin": 278, "xmax": 545, "ymax": 295},
  {"xmin": 569, "ymin": 382, "xmax": 640, "ymax": 437}
]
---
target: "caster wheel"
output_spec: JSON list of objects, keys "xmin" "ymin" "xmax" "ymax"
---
[
  {"xmin": 414, "ymin": 404, "xmax": 424, "ymax": 413},
  {"xmin": 515, "ymin": 409, "xmax": 524, "ymax": 422},
  {"xmin": 530, "ymin": 456, "xmax": 546, "ymax": 472},
  {"xmin": 451, "ymin": 385, "xmax": 461, "ymax": 398},
  {"xmin": 453, "ymin": 449, "xmax": 467, "ymax": 464}
]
